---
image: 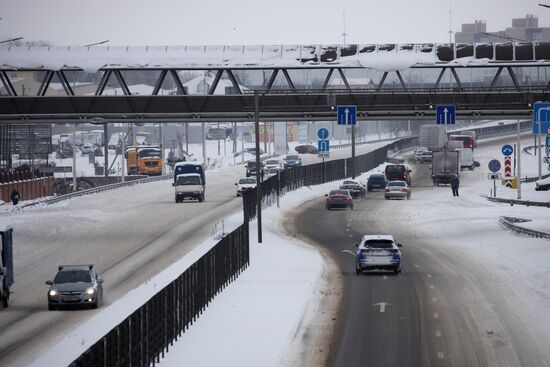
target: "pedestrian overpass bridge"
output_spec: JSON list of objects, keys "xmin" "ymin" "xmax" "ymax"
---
[{"xmin": 1, "ymin": 42, "xmax": 549, "ymax": 122}]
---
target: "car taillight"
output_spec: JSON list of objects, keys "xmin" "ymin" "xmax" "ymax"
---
[
  {"xmin": 402, "ymin": 188, "xmax": 408, "ymax": 192},
  {"xmin": 403, "ymin": 172, "xmax": 407, "ymax": 179},
  {"xmin": 345, "ymin": 197, "xmax": 352, "ymax": 201},
  {"xmin": 385, "ymin": 188, "xmax": 390, "ymax": 192},
  {"xmin": 326, "ymin": 197, "xmax": 332, "ymax": 201}
]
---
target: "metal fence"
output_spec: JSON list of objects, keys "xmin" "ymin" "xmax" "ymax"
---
[
  {"xmin": 243, "ymin": 136, "xmax": 418, "ymax": 221},
  {"xmin": 69, "ymin": 222, "xmax": 249, "ymax": 367}
]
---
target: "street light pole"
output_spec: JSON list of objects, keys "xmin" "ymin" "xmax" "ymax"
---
[{"xmin": 254, "ymin": 91, "xmax": 262, "ymax": 243}]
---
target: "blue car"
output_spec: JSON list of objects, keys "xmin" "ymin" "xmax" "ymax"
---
[
  {"xmin": 283, "ymin": 155, "xmax": 302, "ymax": 169},
  {"xmin": 355, "ymin": 235, "xmax": 402, "ymax": 275}
]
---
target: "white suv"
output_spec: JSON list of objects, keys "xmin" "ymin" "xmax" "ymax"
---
[{"xmin": 355, "ymin": 235, "xmax": 402, "ymax": 275}]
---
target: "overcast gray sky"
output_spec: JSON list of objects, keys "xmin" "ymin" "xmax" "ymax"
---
[{"xmin": 1, "ymin": 0, "xmax": 549, "ymax": 46}]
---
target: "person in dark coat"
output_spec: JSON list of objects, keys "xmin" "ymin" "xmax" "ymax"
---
[
  {"xmin": 450, "ymin": 176, "xmax": 460, "ymax": 197},
  {"xmin": 10, "ymin": 189, "xmax": 21, "ymax": 205}
]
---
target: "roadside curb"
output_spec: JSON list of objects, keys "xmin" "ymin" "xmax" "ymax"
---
[{"xmin": 499, "ymin": 216, "xmax": 550, "ymax": 240}]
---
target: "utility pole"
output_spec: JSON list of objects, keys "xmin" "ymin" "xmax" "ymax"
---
[
  {"xmin": 72, "ymin": 124, "xmax": 77, "ymax": 192},
  {"xmin": 202, "ymin": 123, "xmax": 206, "ymax": 167},
  {"xmin": 104, "ymin": 123, "xmax": 108, "ymax": 177},
  {"xmin": 351, "ymin": 124, "xmax": 356, "ymax": 178},
  {"xmin": 121, "ymin": 123, "xmax": 126, "ymax": 182},
  {"xmin": 517, "ymin": 119, "xmax": 522, "ymax": 199},
  {"xmin": 255, "ymin": 91, "xmax": 262, "ymax": 243}
]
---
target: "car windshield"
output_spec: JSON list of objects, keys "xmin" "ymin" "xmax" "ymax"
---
[
  {"xmin": 247, "ymin": 161, "xmax": 259, "ymax": 167},
  {"xmin": 364, "ymin": 240, "xmax": 394, "ymax": 249},
  {"xmin": 388, "ymin": 181, "xmax": 406, "ymax": 187},
  {"xmin": 138, "ymin": 149, "xmax": 161, "ymax": 159},
  {"xmin": 239, "ymin": 178, "xmax": 256, "ymax": 184},
  {"xmin": 266, "ymin": 160, "xmax": 279, "ymax": 165},
  {"xmin": 177, "ymin": 176, "xmax": 201, "ymax": 185},
  {"xmin": 329, "ymin": 190, "xmax": 349, "ymax": 196},
  {"xmin": 385, "ymin": 165, "xmax": 405, "ymax": 173},
  {"xmin": 370, "ymin": 175, "xmax": 385, "ymax": 180},
  {"xmin": 54, "ymin": 270, "xmax": 92, "ymax": 283},
  {"xmin": 285, "ymin": 155, "xmax": 299, "ymax": 160}
]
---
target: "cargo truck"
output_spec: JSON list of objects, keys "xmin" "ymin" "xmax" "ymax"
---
[
  {"xmin": 0, "ymin": 225, "xmax": 14, "ymax": 308},
  {"xmin": 419, "ymin": 125, "xmax": 447, "ymax": 150},
  {"xmin": 432, "ymin": 149, "xmax": 459, "ymax": 186},
  {"xmin": 126, "ymin": 146, "xmax": 163, "ymax": 176},
  {"xmin": 173, "ymin": 162, "xmax": 205, "ymax": 202},
  {"xmin": 456, "ymin": 148, "xmax": 475, "ymax": 171}
]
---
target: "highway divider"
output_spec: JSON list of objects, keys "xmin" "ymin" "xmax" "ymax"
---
[
  {"xmin": 69, "ymin": 222, "xmax": 249, "ymax": 367},
  {"xmin": 242, "ymin": 136, "xmax": 418, "ymax": 222},
  {"xmin": 483, "ymin": 195, "xmax": 550, "ymax": 208}
]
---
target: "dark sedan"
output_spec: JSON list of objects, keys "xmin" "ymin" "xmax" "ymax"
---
[
  {"xmin": 340, "ymin": 184, "xmax": 366, "ymax": 198},
  {"xmin": 283, "ymin": 155, "xmax": 302, "ymax": 169},
  {"xmin": 367, "ymin": 174, "xmax": 388, "ymax": 191},
  {"xmin": 325, "ymin": 189, "xmax": 354, "ymax": 210},
  {"xmin": 295, "ymin": 144, "xmax": 318, "ymax": 154}
]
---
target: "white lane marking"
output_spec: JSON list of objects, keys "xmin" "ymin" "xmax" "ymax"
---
[
  {"xmin": 346, "ymin": 223, "xmax": 351, "ymax": 227},
  {"xmin": 345, "ymin": 228, "xmax": 350, "ymax": 232},
  {"xmin": 430, "ymin": 285, "xmax": 435, "ymax": 290},
  {"xmin": 341, "ymin": 250, "xmax": 356, "ymax": 256},
  {"xmin": 433, "ymin": 313, "xmax": 439, "ymax": 319},
  {"xmin": 437, "ymin": 352, "xmax": 445, "ymax": 359},
  {"xmin": 432, "ymin": 297, "xmax": 437, "ymax": 302},
  {"xmin": 373, "ymin": 302, "xmax": 390, "ymax": 313},
  {"xmin": 414, "ymin": 264, "xmax": 421, "ymax": 268},
  {"xmin": 383, "ymin": 275, "xmax": 388, "ymax": 280},
  {"xmin": 348, "ymin": 234, "xmax": 354, "ymax": 238},
  {"xmin": 427, "ymin": 274, "xmax": 432, "ymax": 278},
  {"xmin": 435, "ymin": 330, "xmax": 442, "ymax": 337}
]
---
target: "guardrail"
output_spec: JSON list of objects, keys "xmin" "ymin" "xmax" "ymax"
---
[
  {"xmin": 21, "ymin": 174, "xmax": 171, "ymax": 208},
  {"xmin": 499, "ymin": 216, "xmax": 550, "ymax": 240},
  {"xmin": 69, "ymin": 221, "xmax": 249, "ymax": 367},
  {"xmin": 483, "ymin": 195, "xmax": 550, "ymax": 208}
]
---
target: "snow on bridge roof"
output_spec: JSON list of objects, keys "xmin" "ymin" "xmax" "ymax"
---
[{"xmin": 1, "ymin": 43, "xmax": 548, "ymax": 73}]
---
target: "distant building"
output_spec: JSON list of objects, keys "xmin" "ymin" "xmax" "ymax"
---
[{"xmin": 455, "ymin": 15, "xmax": 550, "ymax": 43}]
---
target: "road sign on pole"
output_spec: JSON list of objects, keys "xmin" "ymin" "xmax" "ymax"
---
[
  {"xmin": 502, "ymin": 144, "xmax": 513, "ymax": 156},
  {"xmin": 317, "ymin": 128, "xmax": 329, "ymax": 140},
  {"xmin": 533, "ymin": 103, "xmax": 550, "ymax": 134},
  {"xmin": 488, "ymin": 159, "xmax": 501, "ymax": 173},
  {"xmin": 318, "ymin": 140, "xmax": 330, "ymax": 152},
  {"xmin": 337, "ymin": 105, "xmax": 357, "ymax": 125},
  {"xmin": 436, "ymin": 105, "xmax": 456, "ymax": 125}
]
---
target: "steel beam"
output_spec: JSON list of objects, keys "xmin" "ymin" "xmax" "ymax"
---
[
  {"xmin": 321, "ymin": 69, "xmax": 334, "ymax": 91},
  {"xmin": 265, "ymin": 69, "xmax": 279, "ymax": 92},
  {"xmin": 450, "ymin": 68, "xmax": 464, "ymax": 90},
  {"xmin": 337, "ymin": 68, "xmax": 351, "ymax": 91},
  {"xmin": 489, "ymin": 67, "xmax": 504, "ymax": 91},
  {"xmin": 208, "ymin": 70, "xmax": 223, "ymax": 95},
  {"xmin": 169, "ymin": 70, "xmax": 187, "ymax": 95},
  {"xmin": 56, "ymin": 71, "xmax": 74, "ymax": 96},
  {"xmin": 281, "ymin": 69, "xmax": 296, "ymax": 91},
  {"xmin": 95, "ymin": 70, "xmax": 112, "ymax": 96},
  {"xmin": 507, "ymin": 67, "xmax": 521, "ymax": 91},
  {"xmin": 225, "ymin": 70, "xmax": 242, "ymax": 95},
  {"xmin": 113, "ymin": 70, "xmax": 131, "ymax": 95},
  {"xmin": 37, "ymin": 71, "xmax": 54, "ymax": 96},
  {"xmin": 376, "ymin": 72, "xmax": 388, "ymax": 92},
  {"xmin": 0, "ymin": 71, "xmax": 16, "ymax": 96},
  {"xmin": 434, "ymin": 68, "xmax": 446, "ymax": 89},
  {"xmin": 152, "ymin": 70, "xmax": 168, "ymax": 95}
]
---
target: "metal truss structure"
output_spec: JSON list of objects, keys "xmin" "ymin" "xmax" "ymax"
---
[{"xmin": 1, "ymin": 42, "xmax": 550, "ymax": 122}]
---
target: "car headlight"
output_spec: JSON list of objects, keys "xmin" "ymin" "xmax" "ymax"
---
[
  {"xmin": 85, "ymin": 288, "xmax": 95, "ymax": 295},
  {"xmin": 49, "ymin": 289, "xmax": 58, "ymax": 296}
]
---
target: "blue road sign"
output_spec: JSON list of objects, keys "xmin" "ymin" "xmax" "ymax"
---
[
  {"xmin": 533, "ymin": 102, "xmax": 550, "ymax": 134},
  {"xmin": 436, "ymin": 105, "xmax": 456, "ymax": 125},
  {"xmin": 502, "ymin": 144, "xmax": 514, "ymax": 156},
  {"xmin": 337, "ymin": 105, "xmax": 357, "ymax": 125},
  {"xmin": 547, "ymin": 136, "xmax": 550, "ymax": 147},
  {"xmin": 318, "ymin": 140, "xmax": 330, "ymax": 152},
  {"xmin": 318, "ymin": 128, "xmax": 329, "ymax": 140},
  {"xmin": 488, "ymin": 159, "xmax": 501, "ymax": 173}
]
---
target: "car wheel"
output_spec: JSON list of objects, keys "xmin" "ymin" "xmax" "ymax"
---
[
  {"xmin": 48, "ymin": 304, "xmax": 56, "ymax": 311},
  {"xmin": 356, "ymin": 267, "xmax": 361, "ymax": 275},
  {"xmin": 393, "ymin": 268, "xmax": 400, "ymax": 275},
  {"xmin": 350, "ymin": 205, "xmax": 354, "ymax": 210},
  {"xmin": 91, "ymin": 299, "xmax": 98, "ymax": 309},
  {"xmin": 326, "ymin": 205, "xmax": 331, "ymax": 210}
]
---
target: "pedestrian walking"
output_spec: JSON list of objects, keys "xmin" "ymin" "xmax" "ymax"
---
[
  {"xmin": 10, "ymin": 189, "xmax": 21, "ymax": 205},
  {"xmin": 450, "ymin": 176, "xmax": 460, "ymax": 197}
]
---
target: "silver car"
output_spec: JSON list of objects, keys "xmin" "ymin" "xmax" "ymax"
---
[
  {"xmin": 46, "ymin": 265, "xmax": 104, "ymax": 310},
  {"xmin": 384, "ymin": 180, "xmax": 411, "ymax": 200}
]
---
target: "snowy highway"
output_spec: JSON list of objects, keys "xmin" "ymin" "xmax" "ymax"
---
[
  {"xmin": 295, "ymin": 136, "xmax": 550, "ymax": 367},
  {"xmin": 0, "ymin": 140, "xmax": 389, "ymax": 366}
]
